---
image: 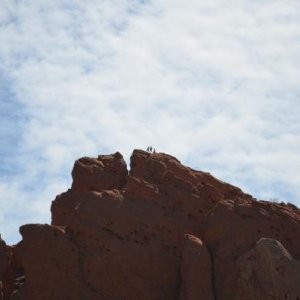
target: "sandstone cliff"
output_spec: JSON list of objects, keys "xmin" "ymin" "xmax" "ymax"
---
[{"xmin": 1, "ymin": 149, "xmax": 300, "ymax": 299}]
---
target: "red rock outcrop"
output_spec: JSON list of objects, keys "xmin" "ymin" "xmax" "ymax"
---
[
  {"xmin": 1, "ymin": 149, "xmax": 300, "ymax": 299},
  {"xmin": 0, "ymin": 237, "xmax": 23, "ymax": 300},
  {"xmin": 234, "ymin": 238, "xmax": 300, "ymax": 299},
  {"xmin": 0, "ymin": 237, "xmax": 10, "ymax": 300},
  {"xmin": 179, "ymin": 234, "xmax": 214, "ymax": 300},
  {"xmin": 71, "ymin": 152, "xmax": 127, "ymax": 192}
]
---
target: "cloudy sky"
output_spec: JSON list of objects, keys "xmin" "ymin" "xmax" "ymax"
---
[{"xmin": 0, "ymin": 0, "xmax": 300, "ymax": 244}]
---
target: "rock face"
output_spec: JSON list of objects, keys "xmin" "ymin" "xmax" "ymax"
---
[
  {"xmin": 0, "ymin": 237, "xmax": 23, "ymax": 300},
  {"xmin": 1, "ymin": 149, "xmax": 300, "ymax": 299},
  {"xmin": 234, "ymin": 238, "xmax": 300, "ymax": 300},
  {"xmin": 0, "ymin": 237, "xmax": 10, "ymax": 299},
  {"xmin": 179, "ymin": 234, "xmax": 214, "ymax": 300}
]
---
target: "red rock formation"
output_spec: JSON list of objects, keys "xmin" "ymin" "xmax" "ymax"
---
[
  {"xmin": 1, "ymin": 149, "xmax": 300, "ymax": 299},
  {"xmin": 71, "ymin": 152, "xmax": 127, "ymax": 192},
  {"xmin": 0, "ymin": 237, "xmax": 10, "ymax": 300},
  {"xmin": 0, "ymin": 237, "xmax": 23, "ymax": 300},
  {"xmin": 204, "ymin": 200, "xmax": 300, "ymax": 299},
  {"xmin": 14, "ymin": 224, "xmax": 90, "ymax": 300},
  {"xmin": 234, "ymin": 238, "xmax": 300, "ymax": 299},
  {"xmin": 179, "ymin": 234, "xmax": 214, "ymax": 300}
]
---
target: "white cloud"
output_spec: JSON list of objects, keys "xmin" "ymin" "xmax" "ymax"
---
[{"xmin": 0, "ymin": 0, "xmax": 300, "ymax": 244}]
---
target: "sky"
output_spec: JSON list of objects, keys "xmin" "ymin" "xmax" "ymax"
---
[{"xmin": 0, "ymin": 0, "xmax": 300, "ymax": 244}]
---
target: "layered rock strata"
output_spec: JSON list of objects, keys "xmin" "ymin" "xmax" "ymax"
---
[{"xmin": 1, "ymin": 150, "xmax": 300, "ymax": 299}]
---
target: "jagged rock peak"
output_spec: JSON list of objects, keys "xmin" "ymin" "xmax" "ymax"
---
[
  {"xmin": 71, "ymin": 151, "xmax": 128, "ymax": 192},
  {"xmin": 0, "ymin": 149, "xmax": 299, "ymax": 300}
]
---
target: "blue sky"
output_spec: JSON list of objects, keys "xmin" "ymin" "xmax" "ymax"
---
[{"xmin": 0, "ymin": 0, "xmax": 300, "ymax": 244}]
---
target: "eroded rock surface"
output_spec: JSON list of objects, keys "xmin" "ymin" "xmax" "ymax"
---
[
  {"xmin": 179, "ymin": 234, "xmax": 214, "ymax": 300},
  {"xmin": 14, "ymin": 224, "xmax": 90, "ymax": 300},
  {"xmin": 1, "ymin": 149, "xmax": 300, "ymax": 299},
  {"xmin": 234, "ymin": 238, "xmax": 300, "ymax": 300},
  {"xmin": 0, "ymin": 237, "xmax": 10, "ymax": 300},
  {"xmin": 71, "ymin": 152, "xmax": 127, "ymax": 192}
]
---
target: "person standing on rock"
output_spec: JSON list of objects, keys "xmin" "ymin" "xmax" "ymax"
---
[{"xmin": 146, "ymin": 146, "xmax": 157, "ymax": 153}]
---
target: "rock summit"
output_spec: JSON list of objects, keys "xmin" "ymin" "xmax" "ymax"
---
[{"xmin": 1, "ymin": 149, "xmax": 300, "ymax": 299}]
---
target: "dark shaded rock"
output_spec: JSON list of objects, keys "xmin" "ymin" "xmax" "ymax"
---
[{"xmin": 0, "ymin": 237, "xmax": 10, "ymax": 300}]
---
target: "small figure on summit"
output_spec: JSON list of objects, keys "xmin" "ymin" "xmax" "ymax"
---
[{"xmin": 147, "ymin": 146, "xmax": 156, "ymax": 153}]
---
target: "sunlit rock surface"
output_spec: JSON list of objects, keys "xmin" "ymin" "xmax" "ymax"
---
[{"xmin": 1, "ymin": 149, "xmax": 299, "ymax": 299}]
